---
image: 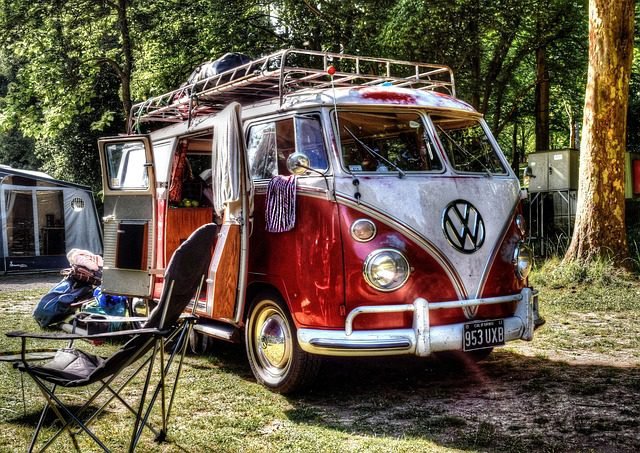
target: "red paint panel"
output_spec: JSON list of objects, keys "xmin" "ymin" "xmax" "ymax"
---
[
  {"xmin": 338, "ymin": 204, "xmax": 467, "ymax": 330},
  {"xmin": 248, "ymin": 191, "xmax": 345, "ymax": 328},
  {"xmin": 477, "ymin": 207, "xmax": 526, "ymax": 319}
]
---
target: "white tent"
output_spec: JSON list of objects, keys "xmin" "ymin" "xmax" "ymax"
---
[{"xmin": 0, "ymin": 165, "xmax": 102, "ymax": 273}]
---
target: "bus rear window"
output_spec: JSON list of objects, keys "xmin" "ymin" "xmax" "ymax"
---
[{"xmin": 105, "ymin": 142, "xmax": 150, "ymax": 190}]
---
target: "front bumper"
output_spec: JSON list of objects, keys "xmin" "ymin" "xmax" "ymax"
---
[{"xmin": 297, "ymin": 287, "xmax": 540, "ymax": 357}]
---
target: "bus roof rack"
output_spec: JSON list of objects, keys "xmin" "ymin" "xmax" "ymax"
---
[{"xmin": 129, "ymin": 49, "xmax": 456, "ymax": 133}]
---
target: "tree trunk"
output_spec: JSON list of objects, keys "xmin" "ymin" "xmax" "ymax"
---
[
  {"xmin": 564, "ymin": 0, "xmax": 634, "ymax": 264},
  {"xmin": 117, "ymin": 0, "xmax": 133, "ymax": 125},
  {"xmin": 564, "ymin": 101, "xmax": 579, "ymax": 149},
  {"xmin": 535, "ymin": 45, "xmax": 550, "ymax": 151}
]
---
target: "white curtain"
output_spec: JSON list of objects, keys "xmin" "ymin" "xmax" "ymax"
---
[
  {"xmin": 211, "ymin": 102, "xmax": 252, "ymax": 218},
  {"xmin": 0, "ymin": 187, "xmax": 16, "ymax": 259}
]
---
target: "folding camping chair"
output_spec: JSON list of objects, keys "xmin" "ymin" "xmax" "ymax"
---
[{"xmin": 5, "ymin": 223, "xmax": 216, "ymax": 453}]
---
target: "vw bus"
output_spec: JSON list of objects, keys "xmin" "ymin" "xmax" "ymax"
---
[{"xmin": 98, "ymin": 49, "xmax": 541, "ymax": 393}]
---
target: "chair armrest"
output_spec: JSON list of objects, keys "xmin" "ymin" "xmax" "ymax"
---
[
  {"xmin": 75, "ymin": 314, "xmax": 149, "ymax": 324},
  {"xmin": 74, "ymin": 312, "xmax": 196, "ymax": 324},
  {"xmin": 6, "ymin": 328, "xmax": 169, "ymax": 341},
  {"xmin": 0, "ymin": 349, "xmax": 58, "ymax": 362}
]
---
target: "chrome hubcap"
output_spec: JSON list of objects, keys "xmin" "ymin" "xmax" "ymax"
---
[
  {"xmin": 251, "ymin": 302, "xmax": 293, "ymax": 380},
  {"xmin": 259, "ymin": 315, "xmax": 287, "ymax": 368}
]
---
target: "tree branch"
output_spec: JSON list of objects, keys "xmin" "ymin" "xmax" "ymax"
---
[
  {"xmin": 94, "ymin": 57, "xmax": 126, "ymax": 82},
  {"xmin": 302, "ymin": 0, "xmax": 326, "ymax": 20}
]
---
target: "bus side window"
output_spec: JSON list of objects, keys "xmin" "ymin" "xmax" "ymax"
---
[
  {"xmin": 276, "ymin": 119, "xmax": 295, "ymax": 175},
  {"xmin": 295, "ymin": 116, "xmax": 328, "ymax": 171},
  {"xmin": 247, "ymin": 116, "xmax": 327, "ymax": 179},
  {"xmin": 247, "ymin": 122, "xmax": 277, "ymax": 180}
]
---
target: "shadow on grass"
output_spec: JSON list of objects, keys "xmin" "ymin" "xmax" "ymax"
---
[
  {"xmin": 9, "ymin": 404, "xmax": 104, "ymax": 427},
  {"xmin": 283, "ymin": 352, "xmax": 640, "ymax": 452},
  {"xmin": 183, "ymin": 342, "xmax": 640, "ymax": 451}
]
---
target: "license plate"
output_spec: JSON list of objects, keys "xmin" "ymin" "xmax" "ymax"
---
[{"xmin": 463, "ymin": 319, "xmax": 505, "ymax": 351}]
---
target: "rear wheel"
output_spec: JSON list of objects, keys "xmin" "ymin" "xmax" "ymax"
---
[
  {"xmin": 245, "ymin": 292, "xmax": 321, "ymax": 394},
  {"xmin": 189, "ymin": 329, "xmax": 214, "ymax": 355}
]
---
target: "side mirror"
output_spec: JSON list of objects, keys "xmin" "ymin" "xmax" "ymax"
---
[{"xmin": 286, "ymin": 152, "xmax": 311, "ymax": 175}]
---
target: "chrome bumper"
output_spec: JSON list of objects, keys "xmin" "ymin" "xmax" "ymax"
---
[{"xmin": 297, "ymin": 288, "xmax": 539, "ymax": 357}]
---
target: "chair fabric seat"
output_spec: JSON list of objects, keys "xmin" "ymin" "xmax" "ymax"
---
[{"xmin": 18, "ymin": 348, "xmax": 105, "ymax": 387}]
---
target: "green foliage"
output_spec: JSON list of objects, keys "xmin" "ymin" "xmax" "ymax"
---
[
  {"xmin": 628, "ymin": 46, "xmax": 640, "ymax": 152},
  {"xmin": 0, "ymin": 0, "xmax": 279, "ymax": 187},
  {"xmin": 131, "ymin": 0, "xmax": 280, "ymax": 99},
  {"xmin": 531, "ymin": 256, "xmax": 635, "ymax": 290},
  {"xmin": 0, "ymin": 129, "xmax": 38, "ymax": 170},
  {"xmin": 379, "ymin": 0, "xmax": 588, "ymax": 161},
  {"xmin": 0, "ymin": 0, "xmax": 635, "ymax": 191},
  {"xmin": 0, "ymin": 48, "xmax": 37, "ymax": 169}
]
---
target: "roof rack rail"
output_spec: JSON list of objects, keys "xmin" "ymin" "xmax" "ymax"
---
[{"xmin": 128, "ymin": 49, "xmax": 455, "ymax": 133}]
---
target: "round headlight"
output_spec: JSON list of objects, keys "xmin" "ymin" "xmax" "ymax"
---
[
  {"xmin": 363, "ymin": 249, "xmax": 410, "ymax": 291},
  {"xmin": 513, "ymin": 242, "xmax": 533, "ymax": 280},
  {"xmin": 351, "ymin": 219, "xmax": 377, "ymax": 242}
]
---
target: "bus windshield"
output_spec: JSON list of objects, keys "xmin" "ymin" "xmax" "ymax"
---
[
  {"xmin": 430, "ymin": 115, "xmax": 507, "ymax": 175},
  {"xmin": 338, "ymin": 111, "xmax": 443, "ymax": 173}
]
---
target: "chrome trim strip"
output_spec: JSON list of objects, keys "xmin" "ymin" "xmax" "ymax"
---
[
  {"xmin": 309, "ymin": 338, "xmax": 412, "ymax": 350},
  {"xmin": 345, "ymin": 293, "xmax": 521, "ymax": 335},
  {"xmin": 429, "ymin": 294, "xmax": 522, "ymax": 310},
  {"xmin": 297, "ymin": 288, "xmax": 537, "ymax": 357},
  {"xmin": 253, "ymin": 185, "xmax": 330, "ymax": 198}
]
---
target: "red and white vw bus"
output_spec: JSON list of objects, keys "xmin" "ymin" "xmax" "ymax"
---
[{"xmin": 98, "ymin": 49, "xmax": 541, "ymax": 393}]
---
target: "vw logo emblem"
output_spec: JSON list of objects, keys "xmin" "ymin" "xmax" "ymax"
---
[{"xmin": 442, "ymin": 200, "xmax": 485, "ymax": 253}]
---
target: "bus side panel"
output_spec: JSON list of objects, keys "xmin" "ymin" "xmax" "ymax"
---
[
  {"xmin": 248, "ymin": 191, "xmax": 345, "ymax": 329},
  {"xmin": 337, "ymin": 204, "xmax": 465, "ymax": 330}
]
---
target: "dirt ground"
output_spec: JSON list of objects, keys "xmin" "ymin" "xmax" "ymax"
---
[{"xmin": 0, "ymin": 273, "xmax": 62, "ymax": 292}]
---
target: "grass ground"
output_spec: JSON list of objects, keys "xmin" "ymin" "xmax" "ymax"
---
[{"xmin": 0, "ymin": 264, "xmax": 639, "ymax": 452}]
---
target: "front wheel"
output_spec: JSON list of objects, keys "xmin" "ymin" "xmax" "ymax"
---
[{"xmin": 245, "ymin": 292, "xmax": 321, "ymax": 394}]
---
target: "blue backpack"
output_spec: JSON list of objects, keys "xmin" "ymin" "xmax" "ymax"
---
[{"xmin": 32, "ymin": 278, "xmax": 94, "ymax": 328}]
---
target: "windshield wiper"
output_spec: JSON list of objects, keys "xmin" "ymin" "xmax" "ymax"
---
[
  {"xmin": 436, "ymin": 125, "xmax": 493, "ymax": 177},
  {"xmin": 344, "ymin": 126, "xmax": 406, "ymax": 178}
]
